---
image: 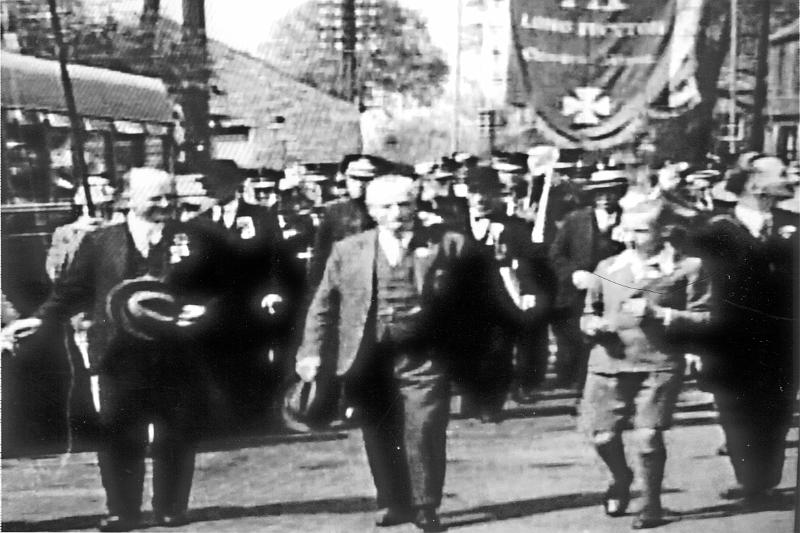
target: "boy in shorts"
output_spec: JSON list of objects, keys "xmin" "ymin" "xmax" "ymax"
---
[{"xmin": 579, "ymin": 199, "xmax": 711, "ymax": 529}]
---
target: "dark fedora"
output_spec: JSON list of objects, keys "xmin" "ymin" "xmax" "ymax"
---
[{"xmin": 106, "ymin": 277, "xmax": 181, "ymax": 341}]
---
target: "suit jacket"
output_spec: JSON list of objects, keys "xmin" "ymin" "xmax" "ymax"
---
[
  {"xmin": 35, "ymin": 221, "xmax": 223, "ymax": 372},
  {"xmin": 549, "ymin": 206, "xmax": 624, "ymax": 310},
  {"xmin": 691, "ymin": 213, "xmax": 797, "ymax": 393},
  {"xmin": 297, "ymin": 229, "xmax": 466, "ymax": 377},
  {"xmin": 585, "ymin": 251, "xmax": 712, "ymax": 374},
  {"xmin": 306, "ymin": 198, "xmax": 374, "ymax": 294},
  {"xmin": 495, "ymin": 216, "xmax": 557, "ymax": 307}
]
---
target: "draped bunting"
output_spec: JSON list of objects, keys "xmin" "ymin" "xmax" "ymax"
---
[{"xmin": 506, "ymin": 0, "xmax": 706, "ymax": 150}]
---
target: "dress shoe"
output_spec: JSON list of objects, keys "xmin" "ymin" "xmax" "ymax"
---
[
  {"xmin": 479, "ymin": 409, "xmax": 502, "ymax": 424},
  {"xmin": 512, "ymin": 385, "xmax": 537, "ymax": 405},
  {"xmin": 97, "ymin": 514, "xmax": 140, "ymax": 532},
  {"xmin": 375, "ymin": 506, "xmax": 414, "ymax": 527},
  {"xmin": 155, "ymin": 512, "xmax": 190, "ymax": 528},
  {"xmin": 631, "ymin": 513, "xmax": 670, "ymax": 529},
  {"xmin": 414, "ymin": 508, "xmax": 447, "ymax": 532},
  {"xmin": 719, "ymin": 484, "xmax": 774, "ymax": 501},
  {"xmin": 603, "ymin": 468, "xmax": 633, "ymax": 517}
]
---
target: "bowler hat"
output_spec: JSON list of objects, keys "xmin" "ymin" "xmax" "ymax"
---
[{"xmin": 106, "ymin": 277, "xmax": 181, "ymax": 341}]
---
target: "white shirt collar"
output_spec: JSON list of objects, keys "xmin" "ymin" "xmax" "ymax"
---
[
  {"xmin": 127, "ymin": 211, "xmax": 163, "ymax": 258},
  {"xmin": 378, "ymin": 229, "xmax": 413, "ymax": 267},
  {"xmin": 735, "ymin": 203, "xmax": 772, "ymax": 238}
]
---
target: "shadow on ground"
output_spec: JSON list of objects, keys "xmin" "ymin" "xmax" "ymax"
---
[
  {"xmin": 1, "ymin": 490, "xmax": 685, "ymax": 532},
  {"xmin": 675, "ymin": 487, "xmax": 796, "ymax": 522}
]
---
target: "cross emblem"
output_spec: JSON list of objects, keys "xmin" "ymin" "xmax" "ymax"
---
[{"xmin": 562, "ymin": 87, "xmax": 612, "ymax": 126}]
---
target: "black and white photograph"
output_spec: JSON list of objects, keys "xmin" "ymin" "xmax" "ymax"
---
[{"xmin": 0, "ymin": 0, "xmax": 797, "ymax": 531}]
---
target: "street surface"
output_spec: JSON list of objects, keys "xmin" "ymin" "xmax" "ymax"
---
[{"xmin": 2, "ymin": 389, "xmax": 797, "ymax": 532}]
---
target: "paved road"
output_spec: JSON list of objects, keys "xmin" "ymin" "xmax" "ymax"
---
[{"xmin": 3, "ymin": 396, "xmax": 797, "ymax": 533}]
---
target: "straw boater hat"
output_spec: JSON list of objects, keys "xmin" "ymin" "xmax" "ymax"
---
[
  {"xmin": 491, "ymin": 151, "xmax": 528, "ymax": 174},
  {"xmin": 345, "ymin": 156, "xmax": 380, "ymax": 179},
  {"xmin": 578, "ymin": 169, "xmax": 629, "ymax": 192}
]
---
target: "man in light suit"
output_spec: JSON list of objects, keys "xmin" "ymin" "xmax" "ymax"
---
[{"xmin": 295, "ymin": 175, "xmax": 466, "ymax": 532}]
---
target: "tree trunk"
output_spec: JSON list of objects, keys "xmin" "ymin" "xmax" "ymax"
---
[{"xmin": 177, "ymin": 0, "xmax": 210, "ymax": 172}]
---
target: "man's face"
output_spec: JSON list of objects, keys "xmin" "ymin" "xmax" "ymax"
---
[
  {"xmin": 367, "ymin": 198, "xmax": 416, "ymax": 233},
  {"xmin": 346, "ymin": 177, "xmax": 368, "ymax": 199},
  {"xmin": 593, "ymin": 190, "xmax": 622, "ymax": 212},
  {"xmin": 129, "ymin": 173, "xmax": 175, "ymax": 222}
]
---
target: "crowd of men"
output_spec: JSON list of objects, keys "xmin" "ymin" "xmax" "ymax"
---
[{"xmin": 2, "ymin": 146, "xmax": 797, "ymax": 532}]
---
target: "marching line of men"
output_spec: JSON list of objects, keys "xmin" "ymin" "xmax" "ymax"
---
[{"xmin": 2, "ymin": 146, "xmax": 797, "ymax": 531}]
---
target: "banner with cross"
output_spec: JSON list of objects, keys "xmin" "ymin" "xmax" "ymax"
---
[{"xmin": 506, "ymin": 0, "xmax": 705, "ymax": 150}]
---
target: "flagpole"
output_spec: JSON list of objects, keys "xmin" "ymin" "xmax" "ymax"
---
[
  {"xmin": 452, "ymin": 0, "xmax": 463, "ymax": 154},
  {"xmin": 727, "ymin": 0, "xmax": 738, "ymax": 154}
]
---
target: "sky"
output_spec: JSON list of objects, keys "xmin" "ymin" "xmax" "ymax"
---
[{"xmin": 110, "ymin": 0, "xmax": 459, "ymax": 59}]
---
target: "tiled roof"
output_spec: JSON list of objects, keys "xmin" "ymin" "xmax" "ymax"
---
[{"xmin": 1, "ymin": 51, "xmax": 173, "ymax": 123}]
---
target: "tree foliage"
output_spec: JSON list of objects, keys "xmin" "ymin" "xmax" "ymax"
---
[
  {"xmin": 260, "ymin": 0, "xmax": 449, "ymax": 106},
  {"xmin": 7, "ymin": 0, "xmax": 211, "ymax": 89}
]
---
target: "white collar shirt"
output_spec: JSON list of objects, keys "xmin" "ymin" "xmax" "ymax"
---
[
  {"xmin": 378, "ymin": 229, "xmax": 413, "ymax": 267},
  {"xmin": 127, "ymin": 211, "xmax": 163, "ymax": 259}
]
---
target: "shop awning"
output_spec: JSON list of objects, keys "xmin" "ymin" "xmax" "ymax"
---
[{"xmin": 1, "ymin": 52, "xmax": 173, "ymax": 124}]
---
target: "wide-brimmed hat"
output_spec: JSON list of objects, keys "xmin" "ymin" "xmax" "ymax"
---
[
  {"xmin": 491, "ymin": 151, "xmax": 527, "ymax": 174},
  {"xmin": 343, "ymin": 155, "xmax": 387, "ymax": 180},
  {"xmin": 577, "ymin": 169, "xmax": 629, "ymax": 192},
  {"xmin": 106, "ymin": 277, "xmax": 181, "ymax": 341}
]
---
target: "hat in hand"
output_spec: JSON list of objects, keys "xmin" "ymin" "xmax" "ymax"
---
[{"xmin": 106, "ymin": 277, "xmax": 181, "ymax": 341}]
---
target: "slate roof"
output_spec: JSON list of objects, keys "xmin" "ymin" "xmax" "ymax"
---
[{"xmin": 1, "ymin": 51, "xmax": 173, "ymax": 123}]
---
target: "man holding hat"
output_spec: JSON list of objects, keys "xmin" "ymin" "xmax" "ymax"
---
[
  {"xmin": 692, "ymin": 155, "xmax": 797, "ymax": 505},
  {"xmin": 296, "ymin": 175, "xmax": 470, "ymax": 531},
  {"xmin": 548, "ymin": 169, "xmax": 628, "ymax": 389},
  {"xmin": 7, "ymin": 168, "xmax": 213, "ymax": 531}
]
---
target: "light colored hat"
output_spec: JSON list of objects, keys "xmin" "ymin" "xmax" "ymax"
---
[
  {"xmin": 414, "ymin": 161, "xmax": 436, "ymax": 176},
  {"xmin": 365, "ymin": 175, "xmax": 416, "ymax": 206},
  {"xmin": 580, "ymin": 169, "xmax": 629, "ymax": 191},
  {"xmin": 527, "ymin": 145, "xmax": 560, "ymax": 175},
  {"xmin": 345, "ymin": 157, "xmax": 379, "ymax": 179}
]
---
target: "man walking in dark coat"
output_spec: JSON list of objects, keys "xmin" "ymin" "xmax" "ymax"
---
[
  {"xmin": 295, "ymin": 175, "xmax": 471, "ymax": 531},
  {"xmin": 200, "ymin": 166, "xmax": 302, "ymax": 428},
  {"xmin": 549, "ymin": 170, "xmax": 627, "ymax": 389},
  {"xmin": 8, "ymin": 168, "xmax": 212, "ymax": 531},
  {"xmin": 692, "ymin": 156, "xmax": 798, "ymax": 504}
]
